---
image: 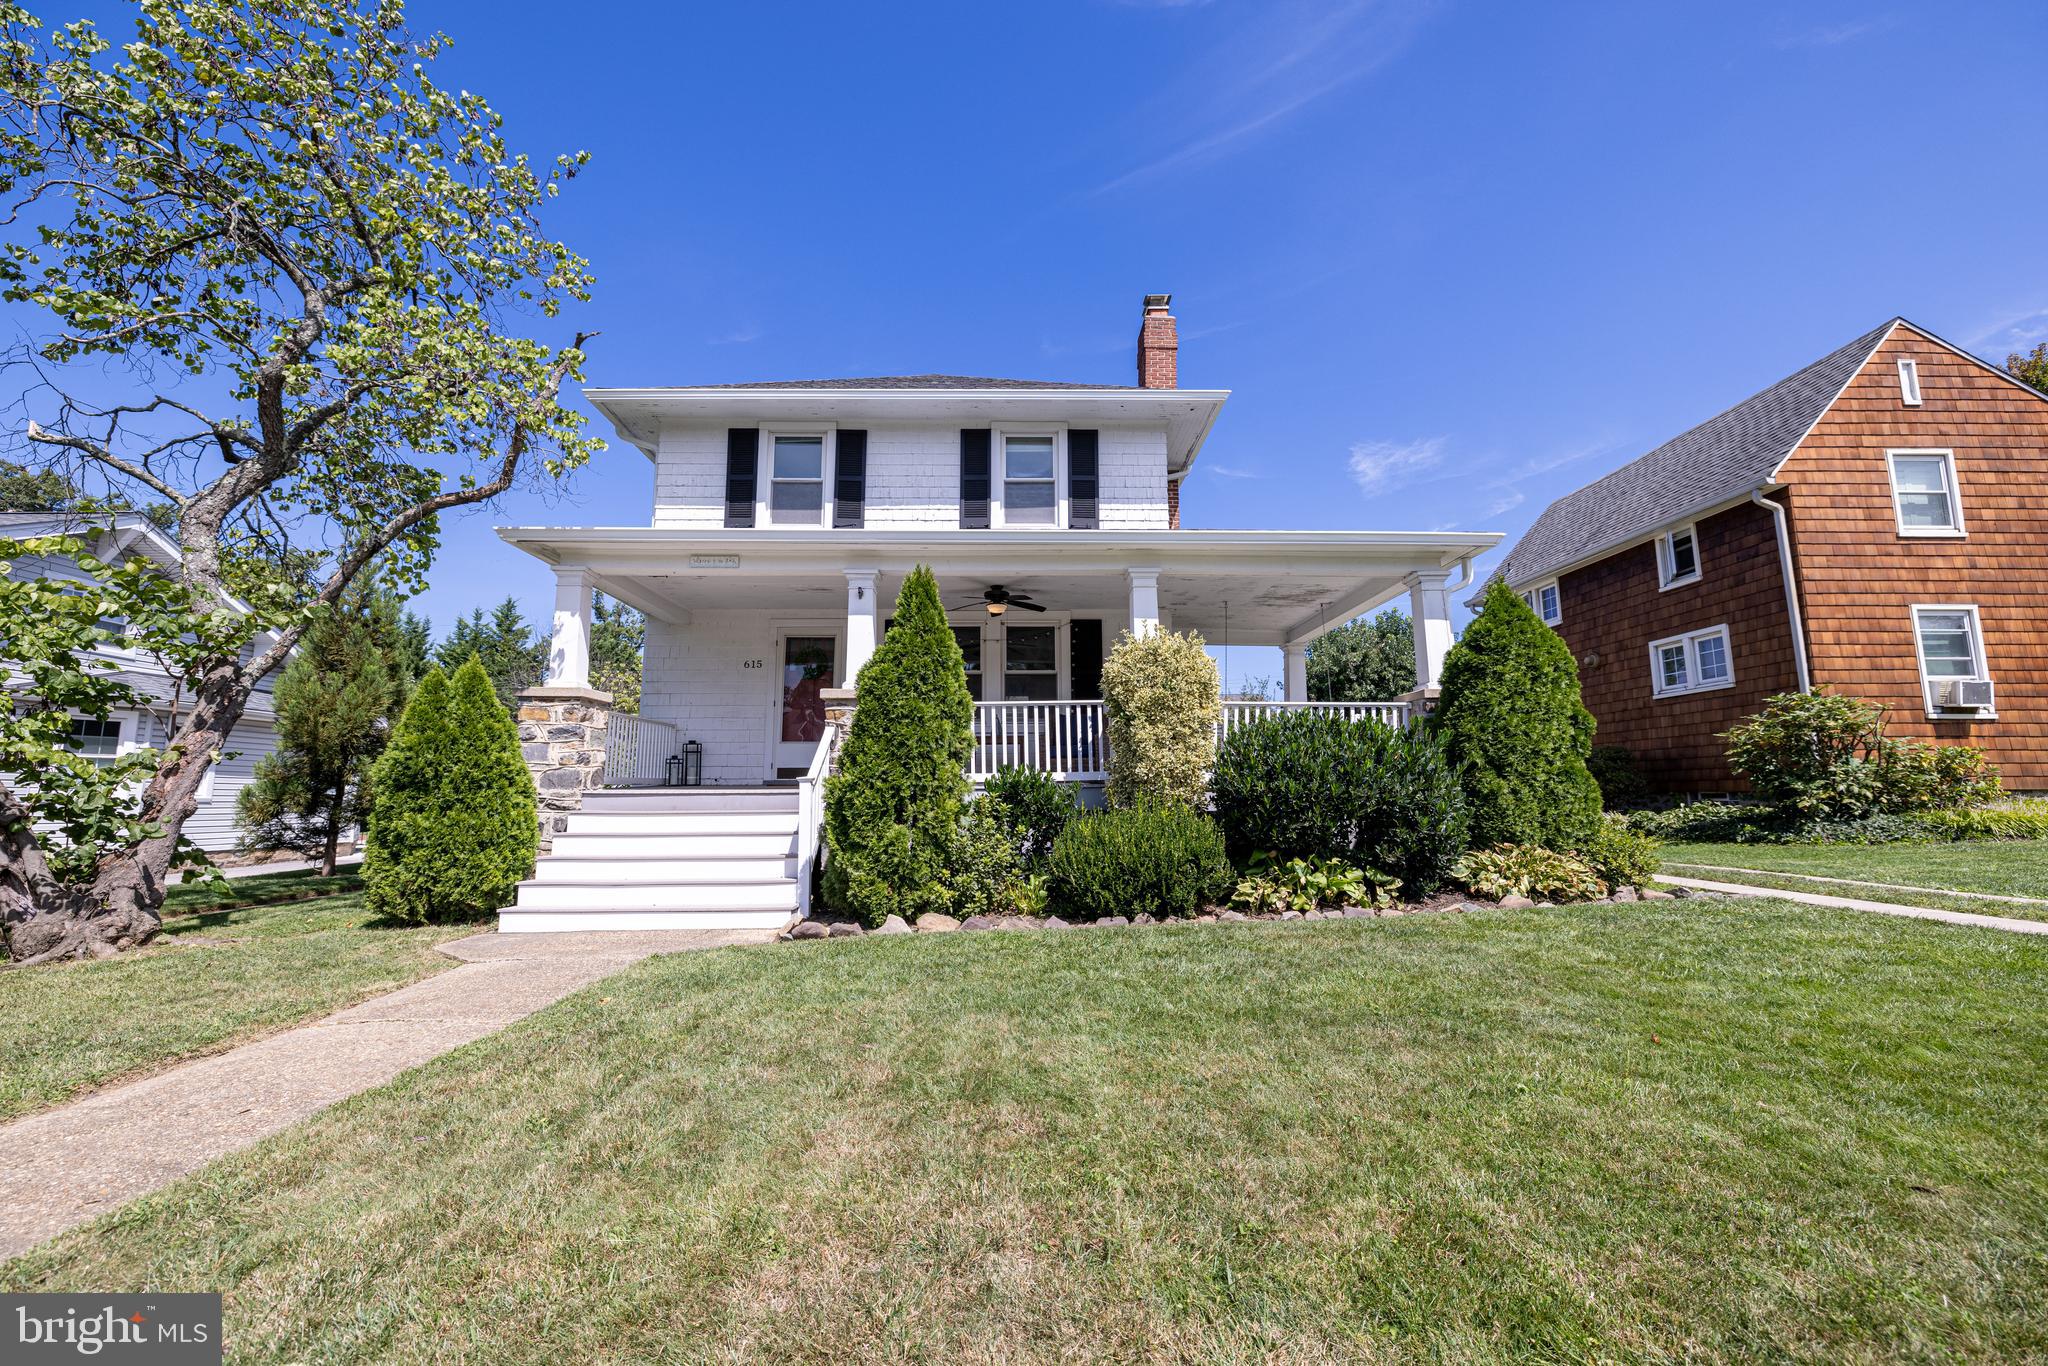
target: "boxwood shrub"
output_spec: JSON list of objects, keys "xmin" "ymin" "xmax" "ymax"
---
[
  {"xmin": 1210, "ymin": 709, "xmax": 1468, "ymax": 894},
  {"xmin": 1047, "ymin": 803, "xmax": 1231, "ymax": 921}
]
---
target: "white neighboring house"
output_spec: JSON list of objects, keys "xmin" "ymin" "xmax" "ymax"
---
[
  {"xmin": 495, "ymin": 295, "xmax": 1501, "ymax": 933},
  {"xmin": 0, "ymin": 510, "xmax": 281, "ymax": 854}
]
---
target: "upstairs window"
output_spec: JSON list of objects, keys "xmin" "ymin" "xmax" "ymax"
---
[
  {"xmin": 1521, "ymin": 580, "xmax": 1561, "ymax": 625},
  {"xmin": 768, "ymin": 435, "xmax": 827, "ymax": 526},
  {"xmin": 1657, "ymin": 524, "xmax": 1701, "ymax": 589},
  {"xmin": 66, "ymin": 716, "xmax": 121, "ymax": 763},
  {"xmin": 1897, "ymin": 357, "xmax": 1923, "ymax": 406},
  {"xmin": 999, "ymin": 434, "xmax": 1058, "ymax": 526},
  {"xmin": 1649, "ymin": 625, "xmax": 1733, "ymax": 698},
  {"xmin": 1887, "ymin": 450, "xmax": 1964, "ymax": 536}
]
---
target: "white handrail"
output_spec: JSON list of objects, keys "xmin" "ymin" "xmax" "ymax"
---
[
  {"xmin": 602, "ymin": 712, "xmax": 682, "ymax": 787},
  {"xmin": 794, "ymin": 718, "xmax": 840, "ymax": 920},
  {"xmin": 1219, "ymin": 699, "xmax": 1409, "ymax": 734},
  {"xmin": 970, "ymin": 700, "xmax": 1108, "ymax": 781}
]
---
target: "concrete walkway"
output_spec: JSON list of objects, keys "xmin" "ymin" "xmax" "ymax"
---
[
  {"xmin": 1660, "ymin": 875, "xmax": 2048, "ymax": 936},
  {"xmin": 1664, "ymin": 861, "xmax": 2048, "ymax": 907},
  {"xmin": 0, "ymin": 927, "xmax": 773, "ymax": 1261},
  {"xmin": 220, "ymin": 853, "xmax": 363, "ymax": 879}
]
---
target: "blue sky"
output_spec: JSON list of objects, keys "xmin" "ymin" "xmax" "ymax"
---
[{"xmin": 40, "ymin": 2, "xmax": 2048, "ymax": 684}]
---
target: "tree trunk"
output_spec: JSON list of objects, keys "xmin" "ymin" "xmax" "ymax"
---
[
  {"xmin": 321, "ymin": 777, "xmax": 344, "ymax": 878},
  {"xmin": 2, "ymin": 663, "xmax": 251, "ymax": 965}
]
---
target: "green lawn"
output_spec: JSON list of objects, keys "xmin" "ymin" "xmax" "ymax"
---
[
  {"xmin": 1663, "ymin": 839, "xmax": 2048, "ymax": 922},
  {"xmin": 0, "ymin": 871, "xmax": 464, "ymax": 1122},
  {"xmin": 8, "ymin": 903, "xmax": 2046, "ymax": 1361}
]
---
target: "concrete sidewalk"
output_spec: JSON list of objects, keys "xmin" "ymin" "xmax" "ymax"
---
[
  {"xmin": 1660, "ymin": 875, "xmax": 2048, "ymax": 935},
  {"xmin": 0, "ymin": 927, "xmax": 773, "ymax": 1261}
]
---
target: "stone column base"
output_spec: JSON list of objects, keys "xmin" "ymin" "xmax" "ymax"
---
[
  {"xmin": 1394, "ymin": 687, "xmax": 1440, "ymax": 723},
  {"xmin": 517, "ymin": 685, "xmax": 613, "ymax": 851}
]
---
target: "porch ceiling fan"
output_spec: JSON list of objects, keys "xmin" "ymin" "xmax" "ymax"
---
[{"xmin": 951, "ymin": 583, "xmax": 1046, "ymax": 617}]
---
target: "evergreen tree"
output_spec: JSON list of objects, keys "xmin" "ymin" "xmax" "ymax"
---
[
  {"xmin": 388, "ymin": 607, "xmax": 433, "ymax": 701},
  {"xmin": 432, "ymin": 597, "xmax": 546, "ymax": 709},
  {"xmin": 1305, "ymin": 609, "xmax": 1415, "ymax": 702},
  {"xmin": 0, "ymin": 459, "xmax": 72, "ymax": 510},
  {"xmin": 822, "ymin": 565, "xmax": 973, "ymax": 926},
  {"xmin": 1429, "ymin": 579, "xmax": 1602, "ymax": 850},
  {"xmin": 362, "ymin": 657, "xmax": 537, "ymax": 922},
  {"xmin": 591, "ymin": 593, "xmax": 644, "ymax": 714},
  {"xmin": 236, "ymin": 602, "xmax": 397, "ymax": 874}
]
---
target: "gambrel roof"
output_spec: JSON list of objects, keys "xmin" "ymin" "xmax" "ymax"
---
[{"xmin": 1492, "ymin": 319, "xmax": 1900, "ymax": 588}]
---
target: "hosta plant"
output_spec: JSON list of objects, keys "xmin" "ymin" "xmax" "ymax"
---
[
  {"xmin": 1455, "ymin": 845, "xmax": 1607, "ymax": 904},
  {"xmin": 1231, "ymin": 853, "xmax": 1402, "ymax": 913}
]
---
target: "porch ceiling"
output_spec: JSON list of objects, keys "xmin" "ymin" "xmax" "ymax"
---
[{"xmin": 499, "ymin": 527, "xmax": 1501, "ymax": 645}]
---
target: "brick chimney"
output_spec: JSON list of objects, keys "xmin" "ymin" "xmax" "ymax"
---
[{"xmin": 1136, "ymin": 293, "xmax": 1178, "ymax": 389}]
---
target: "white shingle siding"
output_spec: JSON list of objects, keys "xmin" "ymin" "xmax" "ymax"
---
[
  {"xmin": 652, "ymin": 422, "xmax": 1173, "ymax": 530},
  {"xmin": 179, "ymin": 714, "xmax": 280, "ymax": 852},
  {"xmin": 640, "ymin": 610, "xmax": 783, "ymax": 785}
]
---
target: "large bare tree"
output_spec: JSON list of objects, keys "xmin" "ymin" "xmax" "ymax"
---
[{"xmin": 0, "ymin": 0, "xmax": 599, "ymax": 962}]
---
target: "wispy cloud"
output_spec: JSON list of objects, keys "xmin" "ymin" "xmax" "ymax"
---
[
  {"xmin": 1772, "ymin": 15, "xmax": 1898, "ymax": 49},
  {"xmin": 1203, "ymin": 462, "xmax": 1259, "ymax": 479},
  {"xmin": 1347, "ymin": 436, "xmax": 1446, "ymax": 495},
  {"xmin": 1967, "ymin": 307, "xmax": 2048, "ymax": 358},
  {"xmin": 708, "ymin": 326, "xmax": 762, "ymax": 345},
  {"xmin": 1095, "ymin": 0, "xmax": 1435, "ymax": 194}
]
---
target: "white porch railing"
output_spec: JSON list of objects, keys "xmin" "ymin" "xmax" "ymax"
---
[
  {"xmin": 1219, "ymin": 700, "xmax": 1410, "ymax": 734},
  {"xmin": 967, "ymin": 698, "xmax": 1412, "ymax": 783},
  {"xmin": 794, "ymin": 718, "xmax": 840, "ymax": 920},
  {"xmin": 602, "ymin": 712, "xmax": 681, "ymax": 787},
  {"xmin": 970, "ymin": 700, "xmax": 1109, "ymax": 782}
]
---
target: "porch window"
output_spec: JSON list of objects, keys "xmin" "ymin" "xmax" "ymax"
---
[
  {"xmin": 66, "ymin": 716, "xmax": 121, "ymax": 763},
  {"xmin": 1648, "ymin": 624, "xmax": 1734, "ymax": 698},
  {"xmin": 1000, "ymin": 435, "xmax": 1057, "ymax": 526},
  {"xmin": 954, "ymin": 625, "xmax": 984, "ymax": 701},
  {"xmin": 1888, "ymin": 450, "xmax": 1963, "ymax": 536},
  {"xmin": 769, "ymin": 436, "xmax": 827, "ymax": 526},
  {"xmin": 1003, "ymin": 624, "xmax": 1057, "ymax": 700}
]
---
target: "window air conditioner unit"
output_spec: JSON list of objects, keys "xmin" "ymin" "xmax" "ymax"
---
[{"xmin": 1931, "ymin": 679, "xmax": 1994, "ymax": 712}]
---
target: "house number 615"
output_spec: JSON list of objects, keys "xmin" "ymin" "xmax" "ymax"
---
[{"xmin": 742, "ymin": 658, "xmax": 764, "ymax": 669}]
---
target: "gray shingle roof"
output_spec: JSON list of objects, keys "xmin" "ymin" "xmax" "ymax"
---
[
  {"xmin": 694, "ymin": 374, "xmax": 1138, "ymax": 391},
  {"xmin": 1493, "ymin": 319, "xmax": 1899, "ymax": 589}
]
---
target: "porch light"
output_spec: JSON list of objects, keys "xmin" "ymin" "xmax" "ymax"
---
[
  {"xmin": 986, "ymin": 599, "xmax": 1006, "ymax": 617},
  {"xmin": 666, "ymin": 742, "xmax": 703, "ymax": 787}
]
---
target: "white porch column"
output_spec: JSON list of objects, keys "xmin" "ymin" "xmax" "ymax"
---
[
  {"xmin": 1407, "ymin": 569, "xmax": 1454, "ymax": 691},
  {"xmin": 1282, "ymin": 643, "xmax": 1309, "ymax": 702},
  {"xmin": 1127, "ymin": 567, "xmax": 1162, "ymax": 638},
  {"xmin": 546, "ymin": 565, "xmax": 595, "ymax": 689},
  {"xmin": 843, "ymin": 568, "xmax": 880, "ymax": 686}
]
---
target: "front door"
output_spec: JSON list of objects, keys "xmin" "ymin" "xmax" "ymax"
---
[{"xmin": 774, "ymin": 634, "xmax": 837, "ymax": 776}]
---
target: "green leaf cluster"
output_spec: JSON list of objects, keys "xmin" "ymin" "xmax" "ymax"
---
[
  {"xmin": 821, "ymin": 566, "xmax": 973, "ymax": 926},
  {"xmin": 1304, "ymin": 609, "xmax": 1415, "ymax": 702},
  {"xmin": 361, "ymin": 656, "xmax": 535, "ymax": 922},
  {"xmin": 1429, "ymin": 580, "xmax": 1602, "ymax": 850}
]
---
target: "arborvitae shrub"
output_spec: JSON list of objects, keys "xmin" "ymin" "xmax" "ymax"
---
[
  {"xmin": 362, "ymin": 657, "xmax": 537, "ymax": 922},
  {"xmin": 1100, "ymin": 628, "xmax": 1220, "ymax": 809},
  {"xmin": 1047, "ymin": 803, "xmax": 1231, "ymax": 921},
  {"xmin": 1211, "ymin": 709, "xmax": 1468, "ymax": 894},
  {"xmin": 1430, "ymin": 579, "xmax": 1602, "ymax": 850},
  {"xmin": 822, "ymin": 565, "xmax": 974, "ymax": 926}
]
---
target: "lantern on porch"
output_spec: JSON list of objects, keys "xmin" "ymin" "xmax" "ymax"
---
[{"xmin": 666, "ymin": 741, "xmax": 703, "ymax": 787}]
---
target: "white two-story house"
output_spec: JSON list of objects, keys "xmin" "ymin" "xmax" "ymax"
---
[
  {"xmin": 495, "ymin": 295, "xmax": 1499, "ymax": 931},
  {"xmin": 1, "ymin": 511, "xmax": 282, "ymax": 854}
]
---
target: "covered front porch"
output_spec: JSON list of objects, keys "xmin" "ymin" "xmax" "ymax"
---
[{"xmin": 499, "ymin": 527, "xmax": 1499, "ymax": 786}]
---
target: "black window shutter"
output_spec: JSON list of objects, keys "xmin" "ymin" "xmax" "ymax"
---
[
  {"xmin": 724, "ymin": 428, "xmax": 758, "ymax": 528},
  {"xmin": 833, "ymin": 429, "xmax": 867, "ymax": 528},
  {"xmin": 1068, "ymin": 429, "xmax": 1099, "ymax": 529},
  {"xmin": 960, "ymin": 429, "xmax": 992, "ymax": 528},
  {"xmin": 1070, "ymin": 619, "xmax": 1104, "ymax": 700}
]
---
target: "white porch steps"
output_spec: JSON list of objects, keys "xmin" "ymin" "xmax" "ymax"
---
[{"xmin": 500, "ymin": 786, "xmax": 804, "ymax": 933}]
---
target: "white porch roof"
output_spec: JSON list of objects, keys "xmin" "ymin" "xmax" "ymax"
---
[{"xmin": 497, "ymin": 527, "xmax": 1500, "ymax": 647}]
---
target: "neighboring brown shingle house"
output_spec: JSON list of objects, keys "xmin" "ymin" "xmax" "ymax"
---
[{"xmin": 1482, "ymin": 318, "xmax": 2048, "ymax": 792}]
